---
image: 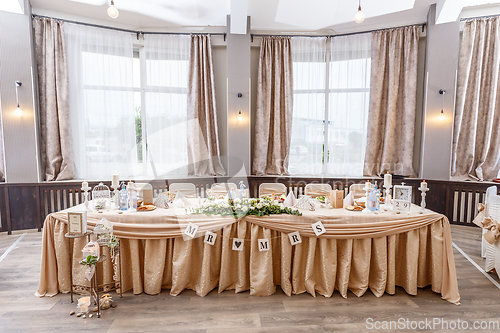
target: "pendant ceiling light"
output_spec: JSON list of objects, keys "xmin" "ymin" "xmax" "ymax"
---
[
  {"xmin": 354, "ymin": 0, "xmax": 365, "ymax": 24},
  {"xmin": 107, "ymin": 0, "xmax": 119, "ymax": 19}
]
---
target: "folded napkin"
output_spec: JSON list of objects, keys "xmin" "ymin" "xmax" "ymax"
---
[
  {"xmin": 173, "ymin": 191, "xmax": 191, "ymax": 208},
  {"xmin": 284, "ymin": 191, "xmax": 298, "ymax": 207},
  {"xmin": 344, "ymin": 192, "xmax": 354, "ymax": 206},
  {"xmin": 294, "ymin": 195, "xmax": 315, "ymax": 211}
]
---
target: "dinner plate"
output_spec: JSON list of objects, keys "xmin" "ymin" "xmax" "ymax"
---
[{"xmin": 137, "ymin": 205, "xmax": 156, "ymax": 211}]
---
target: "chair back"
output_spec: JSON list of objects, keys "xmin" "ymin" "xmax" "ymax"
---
[
  {"xmin": 304, "ymin": 184, "xmax": 331, "ymax": 198},
  {"xmin": 168, "ymin": 183, "xmax": 197, "ymax": 198},
  {"xmin": 259, "ymin": 183, "xmax": 287, "ymax": 198},
  {"xmin": 486, "ymin": 187, "xmax": 500, "ymax": 222},
  {"xmin": 349, "ymin": 183, "xmax": 373, "ymax": 200},
  {"xmin": 207, "ymin": 183, "xmax": 237, "ymax": 197}
]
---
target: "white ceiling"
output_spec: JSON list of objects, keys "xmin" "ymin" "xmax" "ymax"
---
[{"xmin": 28, "ymin": 0, "xmax": 500, "ymax": 33}]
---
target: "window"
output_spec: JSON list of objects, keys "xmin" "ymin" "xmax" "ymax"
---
[
  {"xmin": 289, "ymin": 34, "xmax": 371, "ymax": 177},
  {"xmin": 66, "ymin": 24, "xmax": 190, "ymax": 180}
]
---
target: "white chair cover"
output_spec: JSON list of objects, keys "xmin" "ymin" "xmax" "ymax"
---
[
  {"xmin": 259, "ymin": 183, "xmax": 287, "ymax": 198},
  {"xmin": 304, "ymin": 184, "xmax": 331, "ymax": 198},
  {"xmin": 484, "ymin": 186, "xmax": 500, "ymax": 278},
  {"xmin": 349, "ymin": 183, "xmax": 374, "ymax": 200},
  {"xmin": 482, "ymin": 186, "xmax": 498, "ymax": 258},
  {"xmin": 168, "ymin": 183, "xmax": 197, "ymax": 198},
  {"xmin": 207, "ymin": 183, "xmax": 237, "ymax": 197}
]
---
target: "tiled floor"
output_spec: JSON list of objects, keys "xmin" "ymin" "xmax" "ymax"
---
[{"xmin": 0, "ymin": 226, "xmax": 499, "ymax": 332}]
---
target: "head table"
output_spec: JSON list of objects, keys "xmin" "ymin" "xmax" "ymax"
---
[{"xmin": 36, "ymin": 200, "xmax": 460, "ymax": 305}]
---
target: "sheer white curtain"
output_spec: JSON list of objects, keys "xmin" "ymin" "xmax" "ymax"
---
[
  {"xmin": 289, "ymin": 34, "xmax": 370, "ymax": 177},
  {"xmin": 65, "ymin": 23, "xmax": 137, "ymax": 180},
  {"xmin": 327, "ymin": 33, "xmax": 371, "ymax": 176},
  {"xmin": 289, "ymin": 37, "xmax": 327, "ymax": 175},
  {"xmin": 143, "ymin": 34, "xmax": 190, "ymax": 177}
]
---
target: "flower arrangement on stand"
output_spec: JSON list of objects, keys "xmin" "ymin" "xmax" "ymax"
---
[{"xmin": 189, "ymin": 197, "xmax": 302, "ymax": 218}]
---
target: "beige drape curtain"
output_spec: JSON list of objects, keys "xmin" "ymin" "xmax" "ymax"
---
[
  {"xmin": 363, "ymin": 26, "xmax": 419, "ymax": 177},
  {"xmin": 34, "ymin": 17, "xmax": 74, "ymax": 181},
  {"xmin": 253, "ymin": 37, "xmax": 293, "ymax": 175},
  {"xmin": 187, "ymin": 34, "xmax": 225, "ymax": 176},
  {"xmin": 452, "ymin": 18, "xmax": 500, "ymax": 181}
]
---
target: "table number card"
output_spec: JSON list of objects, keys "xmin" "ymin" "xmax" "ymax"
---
[
  {"xmin": 183, "ymin": 222, "xmax": 199, "ymax": 238},
  {"xmin": 232, "ymin": 238, "xmax": 244, "ymax": 251},
  {"xmin": 258, "ymin": 239, "xmax": 270, "ymax": 252},
  {"xmin": 288, "ymin": 231, "xmax": 302, "ymax": 246},
  {"xmin": 393, "ymin": 200, "xmax": 411, "ymax": 213},
  {"xmin": 312, "ymin": 221, "xmax": 326, "ymax": 236},
  {"xmin": 204, "ymin": 231, "xmax": 217, "ymax": 245},
  {"xmin": 68, "ymin": 212, "xmax": 87, "ymax": 235}
]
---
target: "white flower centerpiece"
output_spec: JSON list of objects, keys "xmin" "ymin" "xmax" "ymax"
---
[{"xmin": 189, "ymin": 196, "xmax": 302, "ymax": 218}]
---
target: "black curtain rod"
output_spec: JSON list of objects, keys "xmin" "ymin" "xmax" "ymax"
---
[
  {"xmin": 461, "ymin": 13, "xmax": 500, "ymax": 21},
  {"xmin": 251, "ymin": 22, "xmax": 426, "ymax": 42},
  {"xmin": 32, "ymin": 14, "xmax": 227, "ymax": 40}
]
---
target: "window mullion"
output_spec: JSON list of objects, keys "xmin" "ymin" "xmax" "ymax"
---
[
  {"xmin": 323, "ymin": 39, "xmax": 331, "ymax": 175},
  {"xmin": 139, "ymin": 47, "xmax": 148, "ymax": 175}
]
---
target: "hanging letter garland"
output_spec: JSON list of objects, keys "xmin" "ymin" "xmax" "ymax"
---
[
  {"xmin": 183, "ymin": 222, "xmax": 199, "ymax": 238},
  {"xmin": 288, "ymin": 231, "xmax": 302, "ymax": 245},
  {"xmin": 312, "ymin": 221, "xmax": 326, "ymax": 236},
  {"xmin": 204, "ymin": 231, "xmax": 217, "ymax": 245}
]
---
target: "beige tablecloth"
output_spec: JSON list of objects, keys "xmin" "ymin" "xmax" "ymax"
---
[{"xmin": 36, "ymin": 202, "xmax": 460, "ymax": 304}]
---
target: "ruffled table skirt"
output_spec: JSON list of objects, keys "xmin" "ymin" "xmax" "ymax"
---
[{"xmin": 36, "ymin": 209, "xmax": 459, "ymax": 304}]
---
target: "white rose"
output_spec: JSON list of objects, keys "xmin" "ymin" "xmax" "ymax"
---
[
  {"xmin": 234, "ymin": 198, "xmax": 241, "ymax": 203},
  {"xmin": 256, "ymin": 203, "xmax": 263, "ymax": 209}
]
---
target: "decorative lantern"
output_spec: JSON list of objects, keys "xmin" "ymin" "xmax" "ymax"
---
[
  {"xmin": 93, "ymin": 218, "xmax": 113, "ymax": 246},
  {"xmin": 92, "ymin": 182, "xmax": 111, "ymax": 211}
]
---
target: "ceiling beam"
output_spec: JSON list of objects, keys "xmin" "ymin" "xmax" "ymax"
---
[{"xmin": 230, "ymin": 0, "xmax": 248, "ymax": 34}]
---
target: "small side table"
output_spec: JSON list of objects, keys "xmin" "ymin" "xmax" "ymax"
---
[{"xmin": 64, "ymin": 231, "xmax": 92, "ymax": 303}]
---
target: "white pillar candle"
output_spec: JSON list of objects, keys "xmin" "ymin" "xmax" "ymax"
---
[
  {"xmin": 82, "ymin": 180, "xmax": 90, "ymax": 191},
  {"xmin": 128, "ymin": 181, "xmax": 134, "ymax": 189},
  {"xmin": 384, "ymin": 172, "xmax": 392, "ymax": 187},
  {"xmin": 112, "ymin": 173, "xmax": 119, "ymax": 188},
  {"xmin": 421, "ymin": 180, "xmax": 427, "ymax": 190},
  {"xmin": 365, "ymin": 180, "xmax": 370, "ymax": 189}
]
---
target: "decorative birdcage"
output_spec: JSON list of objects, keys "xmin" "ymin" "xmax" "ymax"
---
[
  {"xmin": 93, "ymin": 218, "xmax": 113, "ymax": 246},
  {"xmin": 82, "ymin": 241, "xmax": 100, "ymax": 259},
  {"xmin": 92, "ymin": 182, "xmax": 111, "ymax": 211}
]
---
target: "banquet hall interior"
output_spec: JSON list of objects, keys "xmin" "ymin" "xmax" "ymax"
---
[{"xmin": 1, "ymin": 0, "xmax": 500, "ymax": 332}]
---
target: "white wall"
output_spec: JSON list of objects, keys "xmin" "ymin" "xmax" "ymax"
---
[{"xmin": 0, "ymin": 0, "xmax": 40, "ymax": 183}]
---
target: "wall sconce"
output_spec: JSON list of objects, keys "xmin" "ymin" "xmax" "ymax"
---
[
  {"xmin": 237, "ymin": 92, "xmax": 243, "ymax": 121},
  {"xmin": 107, "ymin": 0, "xmax": 119, "ymax": 18},
  {"xmin": 439, "ymin": 89, "xmax": 445, "ymax": 120},
  {"xmin": 14, "ymin": 81, "xmax": 23, "ymax": 117}
]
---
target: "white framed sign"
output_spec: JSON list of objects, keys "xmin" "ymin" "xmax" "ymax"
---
[
  {"xmin": 393, "ymin": 199, "xmax": 411, "ymax": 212},
  {"xmin": 68, "ymin": 212, "xmax": 87, "ymax": 235}
]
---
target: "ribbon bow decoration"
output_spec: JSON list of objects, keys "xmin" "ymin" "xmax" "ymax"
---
[{"xmin": 481, "ymin": 216, "xmax": 500, "ymax": 245}]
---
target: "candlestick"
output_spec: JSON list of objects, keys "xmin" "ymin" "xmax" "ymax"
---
[
  {"xmin": 81, "ymin": 180, "xmax": 90, "ymax": 191},
  {"xmin": 384, "ymin": 171, "xmax": 392, "ymax": 188},
  {"xmin": 112, "ymin": 188, "xmax": 120, "ymax": 210},
  {"xmin": 112, "ymin": 172, "xmax": 119, "ymax": 188},
  {"xmin": 81, "ymin": 181, "xmax": 92, "ymax": 212},
  {"xmin": 383, "ymin": 183, "xmax": 392, "ymax": 210},
  {"xmin": 418, "ymin": 183, "xmax": 430, "ymax": 214},
  {"xmin": 362, "ymin": 180, "xmax": 371, "ymax": 213}
]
